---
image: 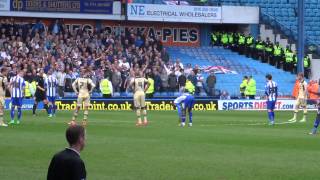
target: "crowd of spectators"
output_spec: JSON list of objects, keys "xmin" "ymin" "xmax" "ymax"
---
[{"xmin": 0, "ymin": 18, "xmax": 216, "ymax": 97}]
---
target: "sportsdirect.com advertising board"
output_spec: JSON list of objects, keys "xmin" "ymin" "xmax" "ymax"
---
[{"xmin": 218, "ymin": 99, "xmax": 318, "ymax": 111}]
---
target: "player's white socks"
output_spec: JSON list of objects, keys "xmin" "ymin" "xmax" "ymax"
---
[
  {"xmin": 289, "ymin": 112, "xmax": 297, "ymax": 122},
  {"xmin": 181, "ymin": 122, "xmax": 186, "ymax": 127}
]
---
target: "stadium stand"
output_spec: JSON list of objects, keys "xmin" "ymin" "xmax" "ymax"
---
[
  {"xmin": 216, "ymin": 0, "xmax": 320, "ymax": 46},
  {"xmin": 167, "ymin": 46, "xmax": 297, "ymax": 97},
  {"xmin": 132, "ymin": 0, "xmax": 320, "ymax": 46}
]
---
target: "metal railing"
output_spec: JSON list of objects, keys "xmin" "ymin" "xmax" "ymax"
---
[{"xmin": 261, "ymin": 11, "xmax": 320, "ymax": 54}]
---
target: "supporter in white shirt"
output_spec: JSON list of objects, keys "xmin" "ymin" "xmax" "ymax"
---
[
  {"xmin": 184, "ymin": 63, "xmax": 193, "ymax": 76},
  {"xmin": 174, "ymin": 59, "xmax": 184, "ymax": 70},
  {"xmin": 196, "ymin": 71, "xmax": 204, "ymax": 95},
  {"xmin": 0, "ymin": 48, "xmax": 7, "ymax": 59},
  {"xmin": 175, "ymin": 67, "xmax": 182, "ymax": 78},
  {"xmin": 119, "ymin": 57, "xmax": 130, "ymax": 71},
  {"xmin": 56, "ymin": 69, "xmax": 67, "ymax": 97}
]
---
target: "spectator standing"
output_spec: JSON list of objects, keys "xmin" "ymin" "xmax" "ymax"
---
[
  {"xmin": 195, "ymin": 71, "xmax": 204, "ymax": 95},
  {"xmin": 184, "ymin": 63, "xmax": 193, "ymax": 77},
  {"xmin": 153, "ymin": 70, "xmax": 161, "ymax": 92},
  {"xmin": 56, "ymin": 68, "xmax": 66, "ymax": 97},
  {"xmin": 220, "ymin": 90, "xmax": 231, "ymax": 100},
  {"xmin": 206, "ymin": 72, "xmax": 216, "ymax": 96},
  {"xmin": 49, "ymin": 19, "xmax": 64, "ymax": 35},
  {"xmin": 174, "ymin": 59, "xmax": 184, "ymax": 70},
  {"xmin": 307, "ymin": 80, "xmax": 319, "ymax": 100},
  {"xmin": 161, "ymin": 48, "xmax": 170, "ymax": 64},
  {"xmin": 168, "ymin": 71, "xmax": 177, "ymax": 93},
  {"xmin": 111, "ymin": 68, "xmax": 122, "ymax": 93},
  {"xmin": 65, "ymin": 69, "xmax": 75, "ymax": 92},
  {"xmin": 178, "ymin": 69, "xmax": 186, "ymax": 93},
  {"xmin": 160, "ymin": 69, "xmax": 168, "ymax": 92}
]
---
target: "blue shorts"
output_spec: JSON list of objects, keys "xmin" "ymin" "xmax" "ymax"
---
[
  {"xmin": 11, "ymin": 97, "xmax": 23, "ymax": 107},
  {"xmin": 47, "ymin": 96, "xmax": 56, "ymax": 103},
  {"xmin": 267, "ymin": 101, "xmax": 276, "ymax": 110},
  {"xmin": 184, "ymin": 96, "xmax": 195, "ymax": 110}
]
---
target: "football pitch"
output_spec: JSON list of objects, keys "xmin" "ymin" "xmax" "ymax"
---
[{"xmin": 0, "ymin": 110, "xmax": 319, "ymax": 180}]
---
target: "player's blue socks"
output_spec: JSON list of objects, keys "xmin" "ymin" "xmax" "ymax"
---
[
  {"xmin": 268, "ymin": 111, "xmax": 275, "ymax": 124},
  {"xmin": 176, "ymin": 105, "xmax": 181, "ymax": 117},
  {"xmin": 311, "ymin": 119, "xmax": 320, "ymax": 134},
  {"xmin": 48, "ymin": 105, "xmax": 52, "ymax": 115},
  {"xmin": 189, "ymin": 111, "xmax": 193, "ymax": 123},
  {"xmin": 17, "ymin": 107, "xmax": 22, "ymax": 120},
  {"xmin": 314, "ymin": 119, "xmax": 320, "ymax": 128},
  {"xmin": 10, "ymin": 106, "xmax": 15, "ymax": 120},
  {"xmin": 181, "ymin": 116, "xmax": 186, "ymax": 123},
  {"xmin": 52, "ymin": 105, "xmax": 56, "ymax": 115}
]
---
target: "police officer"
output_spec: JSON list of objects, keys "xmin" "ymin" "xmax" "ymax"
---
[
  {"xmin": 265, "ymin": 37, "xmax": 274, "ymax": 64},
  {"xmin": 24, "ymin": 80, "xmax": 32, "ymax": 99},
  {"xmin": 273, "ymin": 42, "xmax": 283, "ymax": 68},
  {"xmin": 245, "ymin": 76, "xmax": 256, "ymax": 99},
  {"xmin": 245, "ymin": 34, "xmax": 254, "ymax": 57},
  {"xmin": 100, "ymin": 76, "xmax": 113, "ymax": 98},
  {"xmin": 238, "ymin": 33, "xmax": 246, "ymax": 55},
  {"xmin": 284, "ymin": 47, "xmax": 294, "ymax": 72},
  {"xmin": 146, "ymin": 74, "xmax": 155, "ymax": 98},
  {"xmin": 228, "ymin": 32, "xmax": 235, "ymax": 51},
  {"xmin": 185, "ymin": 79, "xmax": 195, "ymax": 94},
  {"xmin": 221, "ymin": 32, "xmax": 229, "ymax": 47},
  {"xmin": 254, "ymin": 36, "xmax": 265, "ymax": 61},
  {"xmin": 211, "ymin": 32, "xmax": 218, "ymax": 46},
  {"xmin": 304, "ymin": 55, "xmax": 311, "ymax": 78},
  {"xmin": 240, "ymin": 76, "xmax": 248, "ymax": 99}
]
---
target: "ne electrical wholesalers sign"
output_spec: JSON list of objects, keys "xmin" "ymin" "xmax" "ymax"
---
[{"xmin": 127, "ymin": 3, "xmax": 222, "ymax": 23}]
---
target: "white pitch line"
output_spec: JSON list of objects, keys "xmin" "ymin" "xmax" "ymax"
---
[{"xmin": 201, "ymin": 120, "xmax": 298, "ymax": 127}]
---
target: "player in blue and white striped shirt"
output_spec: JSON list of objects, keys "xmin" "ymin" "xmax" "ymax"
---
[
  {"xmin": 174, "ymin": 89, "xmax": 195, "ymax": 127},
  {"xmin": 9, "ymin": 70, "xmax": 25, "ymax": 125},
  {"xmin": 265, "ymin": 74, "xmax": 278, "ymax": 125},
  {"xmin": 44, "ymin": 69, "xmax": 58, "ymax": 117}
]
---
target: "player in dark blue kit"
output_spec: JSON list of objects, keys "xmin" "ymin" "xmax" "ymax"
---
[
  {"xmin": 309, "ymin": 101, "xmax": 320, "ymax": 135},
  {"xmin": 174, "ymin": 90, "xmax": 195, "ymax": 127},
  {"xmin": 265, "ymin": 74, "xmax": 278, "ymax": 125}
]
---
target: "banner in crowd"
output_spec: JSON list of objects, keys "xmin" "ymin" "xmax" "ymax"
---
[
  {"xmin": 218, "ymin": 99, "xmax": 318, "ymax": 111},
  {"xmin": 10, "ymin": 18, "xmax": 200, "ymax": 46},
  {"xmin": 0, "ymin": 0, "xmax": 9, "ymax": 11},
  {"xmin": 201, "ymin": 66, "xmax": 237, "ymax": 74},
  {"xmin": 162, "ymin": 1, "xmax": 189, "ymax": 5},
  {"xmin": 4, "ymin": 99, "xmax": 218, "ymax": 111},
  {"xmin": 10, "ymin": 0, "xmax": 113, "ymax": 14},
  {"xmin": 127, "ymin": 3, "xmax": 221, "ymax": 23}
]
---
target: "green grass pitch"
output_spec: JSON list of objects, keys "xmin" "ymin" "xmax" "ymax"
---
[{"xmin": 0, "ymin": 110, "xmax": 319, "ymax": 180}]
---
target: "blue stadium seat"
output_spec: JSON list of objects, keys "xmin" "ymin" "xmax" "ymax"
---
[{"xmin": 167, "ymin": 46, "xmax": 296, "ymax": 96}]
